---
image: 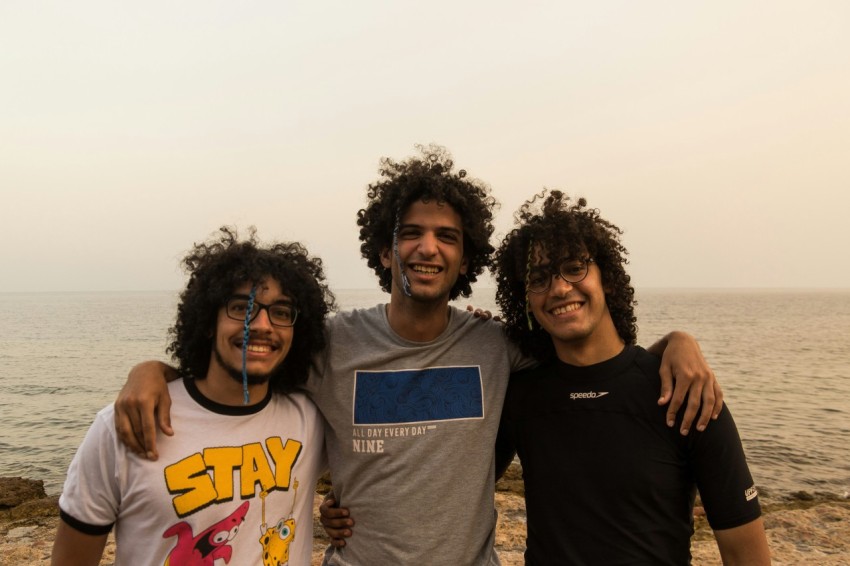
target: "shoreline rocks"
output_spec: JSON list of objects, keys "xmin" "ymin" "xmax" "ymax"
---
[{"xmin": 3, "ymin": 471, "xmax": 850, "ymax": 565}]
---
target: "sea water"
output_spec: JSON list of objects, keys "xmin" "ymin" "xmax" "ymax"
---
[{"xmin": 1, "ymin": 289, "xmax": 848, "ymax": 498}]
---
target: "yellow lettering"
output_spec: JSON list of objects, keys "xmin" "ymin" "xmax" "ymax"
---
[
  {"xmin": 165, "ymin": 437, "xmax": 303, "ymax": 516},
  {"xmin": 266, "ymin": 437, "xmax": 302, "ymax": 490},
  {"xmin": 164, "ymin": 453, "xmax": 217, "ymax": 517},
  {"xmin": 240, "ymin": 442, "xmax": 276, "ymax": 497},
  {"xmin": 202, "ymin": 446, "xmax": 242, "ymax": 501}
]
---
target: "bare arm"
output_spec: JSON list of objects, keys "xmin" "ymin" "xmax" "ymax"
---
[
  {"xmin": 714, "ymin": 518, "xmax": 772, "ymax": 565},
  {"xmin": 646, "ymin": 331, "xmax": 724, "ymax": 435},
  {"xmin": 113, "ymin": 360, "xmax": 178, "ymax": 460},
  {"xmin": 51, "ymin": 520, "xmax": 109, "ymax": 566}
]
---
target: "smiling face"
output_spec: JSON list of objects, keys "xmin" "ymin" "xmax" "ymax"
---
[
  {"xmin": 207, "ymin": 277, "xmax": 294, "ymax": 399},
  {"xmin": 380, "ymin": 199, "xmax": 469, "ymax": 306},
  {"xmin": 527, "ymin": 246, "xmax": 623, "ymax": 365}
]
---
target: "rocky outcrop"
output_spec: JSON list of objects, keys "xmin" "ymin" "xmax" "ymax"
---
[
  {"xmin": 0, "ymin": 477, "xmax": 59, "ymax": 526},
  {"xmin": 0, "ymin": 477, "xmax": 48, "ymax": 509}
]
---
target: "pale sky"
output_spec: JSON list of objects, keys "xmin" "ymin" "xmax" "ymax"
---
[{"xmin": 2, "ymin": 1, "xmax": 848, "ymax": 292}]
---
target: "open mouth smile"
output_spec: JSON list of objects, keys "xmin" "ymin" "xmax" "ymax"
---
[
  {"xmin": 550, "ymin": 302, "xmax": 582, "ymax": 315},
  {"xmin": 410, "ymin": 264, "xmax": 442, "ymax": 275},
  {"xmin": 234, "ymin": 339, "xmax": 279, "ymax": 355}
]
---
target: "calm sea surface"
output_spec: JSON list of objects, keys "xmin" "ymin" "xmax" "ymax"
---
[{"xmin": 1, "ymin": 289, "xmax": 848, "ymax": 498}]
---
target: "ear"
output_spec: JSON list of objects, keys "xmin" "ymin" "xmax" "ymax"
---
[
  {"xmin": 380, "ymin": 247, "xmax": 393, "ymax": 269},
  {"xmin": 459, "ymin": 255, "xmax": 469, "ymax": 275},
  {"xmin": 600, "ymin": 269, "xmax": 614, "ymax": 296}
]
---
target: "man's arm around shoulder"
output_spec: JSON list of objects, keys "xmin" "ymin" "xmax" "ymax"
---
[{"xmin": 114, "ymin": 360, "xmax": 178, "ymax": 460}]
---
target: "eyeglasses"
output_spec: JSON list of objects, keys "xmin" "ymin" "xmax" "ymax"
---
[
  {"xmin": 527, "ymin": 257, "xmax": 594, "ymax": 294},
  {"xmin": 225, "ymin": 296, "xmax": 299, "ymax": 327}
]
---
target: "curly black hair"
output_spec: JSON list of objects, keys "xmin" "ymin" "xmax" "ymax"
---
[
  {"xmin": 357, "ymin": 144, "xmax": 497, "ymax": 300},
  {"xmin": 493, "ymin": 190, "xmax": 637, "ymax": 362},
  {"xmin": 167, "ymin": 226, "xmax": 336, "ymax": 394}
]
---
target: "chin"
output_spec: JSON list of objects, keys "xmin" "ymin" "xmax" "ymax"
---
[{"xmin": 225, "ymin": 370, "xmax": 272, "ymax": 386}]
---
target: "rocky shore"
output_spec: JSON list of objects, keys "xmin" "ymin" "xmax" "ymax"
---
[{"xmin": 3, "ymin": 469, "xmax": 849, "ymax": 565}]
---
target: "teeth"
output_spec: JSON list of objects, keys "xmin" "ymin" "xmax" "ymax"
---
[
  {"xmin": 552, "ymin": 303, "xmax": 581, "ymax": 315},
  {"xmin": 246, "ymin": 344, "xmax": 272, "ymax": 353},
  {"xmin": 411, "ymin": 265, "xmax": 440, "ymax": 274}
]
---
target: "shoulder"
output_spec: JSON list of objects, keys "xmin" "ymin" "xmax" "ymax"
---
[
  {"xmin": 276, "ymin": 390, "xmax": 320, "ymax": 414},
  {"xmin": 270, "ymin": 392, "xmax": 324, "ymax": 440},
  {"xmin": 506, "ymin": 361, "xmax": 556, "ymax": 394},
  {"xmin": 631, "ymin": 345, "xmax": 663, "ymax": 380},
  {"xmin": 88, "ymin": 403, "xmax": 119, "ymax": 440},
  {"xmin": 502, "ymin": 360, "xmax": 558, "ymax": 419},
  {"xmin": 510, "ymin": 360, "xmax": 551, "ymax": 380},
  {"xmin": 326, "ymin": 304, "xmax": 385, "ymax": 333},
  {"xmin": 448, "ymin": 305, "xmax": 511, "ymax": 342},
  {"xmin": 167, "ymin": 377, "xmax": 190, "ymax": 396}
]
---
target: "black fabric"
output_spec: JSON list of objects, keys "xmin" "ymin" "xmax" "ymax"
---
[{"xmin": 499, "ymin": 345, "xmax": 761, "ymax": 565}]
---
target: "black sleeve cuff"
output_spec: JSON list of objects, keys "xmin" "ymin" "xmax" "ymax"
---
[{"xmin": 59, "ymin": 508, "xmax": 114, "ymax": 536}]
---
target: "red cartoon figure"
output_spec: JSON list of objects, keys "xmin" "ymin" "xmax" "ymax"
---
[{"xmin": 163, "ymin": 501, "xmax": 249, "ymax": 565}]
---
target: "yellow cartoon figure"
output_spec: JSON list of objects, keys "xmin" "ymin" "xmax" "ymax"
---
[{"xmin": 259, "ymin": 480, "xmax": 298, "ymax": 566}]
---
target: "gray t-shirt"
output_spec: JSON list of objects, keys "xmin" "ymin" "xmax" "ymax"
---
[{"xmin": 306, "ymin": 304, "xmax": 529, "ymax": 565}]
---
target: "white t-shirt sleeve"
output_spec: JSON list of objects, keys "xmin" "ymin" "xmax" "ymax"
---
[{"xmin": 58, "ymin": 406, "xmax": 123, "ymax": 529}]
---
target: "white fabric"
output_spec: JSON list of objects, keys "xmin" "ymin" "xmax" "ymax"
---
[{"xmin": 59, "ymin": 378, "xmax": 325, "ymax": 566}]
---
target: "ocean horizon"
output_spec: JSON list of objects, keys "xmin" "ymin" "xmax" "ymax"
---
[{"xmin": 1, "ymin": 288, "xmax": 848, "ymax": 499}]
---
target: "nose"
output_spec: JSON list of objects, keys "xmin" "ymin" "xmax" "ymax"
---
[
  {"xmin": 417, "ymin": 231, "xmax": 439, "ymax": 256},
  {"xmin": 549, "ymin": 273, "xmax": 574, "ymax": 294},
  {"xmin": 250, "ymin": 306, "xmax": 274, "ymax": 330}
]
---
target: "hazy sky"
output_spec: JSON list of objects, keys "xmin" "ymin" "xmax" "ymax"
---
[{"xmin": 2, "ymin": 1, "xmax": 848, "ymax": 292}]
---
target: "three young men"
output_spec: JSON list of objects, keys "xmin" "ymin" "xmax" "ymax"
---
[
  {"xmin": 493, "ymin": 191, "xmax": 771, "ymax": 564},
  {"xmin": 113, "ymin": 146, "xmax": 722, "ymax": 564},
  {"xmin": 52, "ymin": 228, "xmax": 334, "ymax": 565}
]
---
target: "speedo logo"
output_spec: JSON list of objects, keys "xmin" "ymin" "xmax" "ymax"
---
[{"xmin": 569, "ymin": 391, "xmax": 609, "ymax": 400}]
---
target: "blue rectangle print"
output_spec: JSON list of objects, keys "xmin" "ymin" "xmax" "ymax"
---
[{"xmin": 354, "ymin": 366, "xmax": 483, "ymax": 425}]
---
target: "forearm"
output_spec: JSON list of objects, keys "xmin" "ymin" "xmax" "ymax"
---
[
  {"xmin": 646, "ymin": 330, "xmax": 690, "ymax": 357},
  {"xmin": 134, "ymin": 360, "xmax": 179, "ymax": 382},
  {"xmin": 714, "ymin": 518, "xmax": 771, "ymax": 565}
]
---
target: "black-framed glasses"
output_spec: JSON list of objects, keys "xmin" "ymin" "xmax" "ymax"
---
[
  {"xmin": 527, "ymin": 257, "xmax": 595, "ymax": 294},
  {"xmin": 225, "ymin": 296, "xmax": 299, "ymax": 327}
]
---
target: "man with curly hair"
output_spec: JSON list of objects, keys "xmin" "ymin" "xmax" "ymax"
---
[
  {"xmin": 52, "ymin": 228, "xmax": 333, "ymax": 566},
  {"xmin": 493, "ymin": 191, "xmax": 770, "ymax": 565},
  {"xmin": 113, "ymin": 147, "xmax": 722, "ymax": 565},
  {"xmin": 311, "ymin": 146, "xmax": 720, "ymax": 565}
]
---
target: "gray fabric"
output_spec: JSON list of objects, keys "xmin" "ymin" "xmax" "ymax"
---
[{"xmin": 306, "ymin": 304, "xmax": 530, "ymax": 565}]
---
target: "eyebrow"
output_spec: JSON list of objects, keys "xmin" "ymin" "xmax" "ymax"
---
[
  {"xmin": 399, "ymin": 222, "xmax": 463, "ymax": 235},
  {"xmin": 229, "ymin": 294, "xmax": 294, "ymax": 306}
]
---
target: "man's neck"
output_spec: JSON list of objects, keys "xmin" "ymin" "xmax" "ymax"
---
[
  {"xmin": 385, "ymin": 290, "xmax": 452, "ymax": 342},
  {"xmin": 553, "ymin": 317, "xmax": 626, "ymax": 367},
  {"xmin": 555, "ymin": 339, "xmax": 626, "ymax": 367},
  {"xmin": 196, "ymin": 370, "xmax": 270, "ymax": 407}
]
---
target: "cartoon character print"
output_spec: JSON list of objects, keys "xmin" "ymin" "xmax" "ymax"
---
[
  {"xmin": 163, "ymin": 501, "xmax": 249, "ymax": 565},
  {"xmin": 260, "ymin": 517, "xmax": 296, "ymax": 566},
  {"xmin": 259, "ymin": 480, "xmax": 299, "ymax": 566}
]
